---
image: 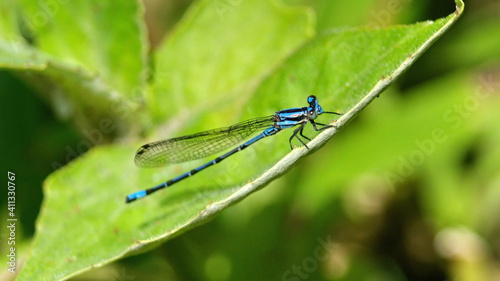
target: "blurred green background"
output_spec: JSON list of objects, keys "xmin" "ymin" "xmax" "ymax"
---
[{"xmin": 1, "ymin": 0, "xmax": 499, "ymax": 280}]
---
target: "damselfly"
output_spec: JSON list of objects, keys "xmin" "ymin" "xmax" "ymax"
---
[{"xmin": 126, "ymin": 95, "xmax": 341, "ymax": 203}]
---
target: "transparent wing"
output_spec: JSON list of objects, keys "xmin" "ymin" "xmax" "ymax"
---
[{"xmin": 135, "ymin": 116, "xmax": 276, "ymax": 167}]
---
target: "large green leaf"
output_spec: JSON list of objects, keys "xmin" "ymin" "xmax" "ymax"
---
[
  {"xmin": 15, "ymin": 0, "xmax": 464, "ymax": 280},
  {"xmin": 0, "ymin": 0, "xmax": 48, "ymax": 69},
  {"xmin": 147, "ymin": 0, "xmax": 314, "ymax": 125},
  {"xmin": 1, "ymin": 0, "xmax": 147, "ymax": 136},
  {"xmin": 17, "ymin": 0, "xmax": 147, "ymax": 97}
]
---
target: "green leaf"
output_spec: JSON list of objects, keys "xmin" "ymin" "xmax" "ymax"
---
[
  {"xmin": 18, "ymin": 0, "xmax": 147, "ymax": 97},
  {"xmin": 17, "ymin": 0, "xmax": 464, "ymax": 280},
  {"xmin": 148, "ymin": 0, "xmax": 314, "ymax": 124},
  {"xmin": 1, "ymin": 0, "xmax": 147, "ymax": 136},
  {"xmin": 0, "ymin": 0, "xmax": 48, "ymax": 69}
]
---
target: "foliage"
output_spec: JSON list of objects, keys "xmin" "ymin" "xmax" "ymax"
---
[{"xmin": 2, "ymin": 0, "xmax": 499, "ymax": 280}]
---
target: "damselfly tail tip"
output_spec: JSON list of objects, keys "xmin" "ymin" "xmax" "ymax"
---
[{"xmin": 125, "ymin": 190, "xmax": 147, "ymax": 203}]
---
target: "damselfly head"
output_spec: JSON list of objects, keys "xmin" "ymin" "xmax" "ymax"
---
[
  {"xmin": 307, "ymin": 95, "xmax": 317, "ymax": 105},
  {"xmin": 307, "ymin": 95, "xmax": 324, "ymax": 119}
]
